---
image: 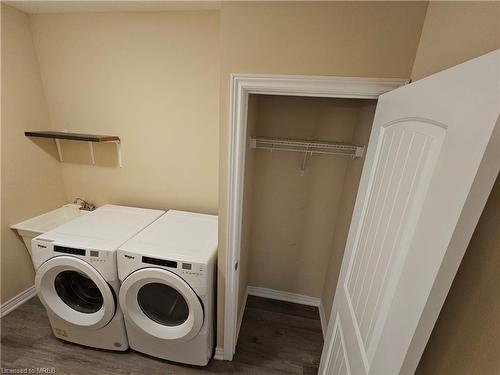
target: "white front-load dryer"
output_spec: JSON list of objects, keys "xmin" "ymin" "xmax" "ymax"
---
[
  {"xmin": 31, "ymin": 204, "xmax": 164, "ymax": 351},
  {"xmin": 117, "ymin": 210, "xmax": 218, "ymax": 366}
]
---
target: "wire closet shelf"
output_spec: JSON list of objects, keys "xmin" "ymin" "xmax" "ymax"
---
[{"xmin": 250, "ymin": 137, "xmax": 365, "ymax": 159}]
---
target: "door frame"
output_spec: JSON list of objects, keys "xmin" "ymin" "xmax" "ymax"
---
[{"xmin": 222, "ymin": 74, "xmax": 408, "ymax": 360}]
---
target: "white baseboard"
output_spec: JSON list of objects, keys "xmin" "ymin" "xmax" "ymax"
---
[
  {"xmin": 318, "ymin": 301, "xmax": 327, "ymax": 338},
  {"xmin": 247, "ymin": 286, "xmax": 321, "ymax": 307},
  {"xmin": 236, "ymin": 289, "xmax": 248, "ymax": 343},
  {"xmin": 214, "ymin": 288, "xmax": 248, "ymax": 361},
  {"xmin": 1, "ymin": 286, "xmax": 37, "ymax": 317},
  {"xmin": 213, "ymin": 346, "xmax": 225, "ymax": 360}
]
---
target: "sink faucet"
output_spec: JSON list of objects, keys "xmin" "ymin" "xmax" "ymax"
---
[{"xmin": 74, "ymin": 198, "xmax": 96, "ymax": 211}]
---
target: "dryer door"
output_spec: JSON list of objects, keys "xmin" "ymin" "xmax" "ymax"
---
[
  {"xmin": 119, "ymin": 268, "xmax": 204, "ymax": 342},
  {"xmin": 35, "ymin": 256, "xmax": 116, "ymax": 330}
]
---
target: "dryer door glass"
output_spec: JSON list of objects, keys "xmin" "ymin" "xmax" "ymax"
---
[
  {"xmin": 54, "ymin": 270, "xmax": 104, "ymax": 313},
  {"xmin": 137, "ymin": 283, "xmax": 189, "ymax": 326}
]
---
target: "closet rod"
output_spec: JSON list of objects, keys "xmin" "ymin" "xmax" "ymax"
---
[{"xmin": 250, "ymin": 137, "xmax": 365, "ymax": 159}]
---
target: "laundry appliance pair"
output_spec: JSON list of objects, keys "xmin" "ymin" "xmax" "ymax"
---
[{"xmin": 31, "ymin": 205, "xmax": 218, "ymax": 366}]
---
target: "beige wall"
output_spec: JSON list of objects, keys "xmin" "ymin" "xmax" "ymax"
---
[
  {"xmin": 321, "ymin": 103, "xmax": 376, "ymax": 319},
  {"xmin": 412, "ymin": 2, "xmax": 500, "ymax": 373},
  {"xmin": 218, "ymin": 1, "xmax": 428, "ymax": 348},
  {"xmin": 29, "ymin": 11, "xmax": 220, "ymax": 214},
  {"xmin": 1, "ymin": 4, "xmax": 67, "ymax": 303},
  {"xmin": 411, "ymin": 1, "xmax": 500, "ymax": 80},
  {"xmin": 417, "ymin": 178, "xmax": 500, "ymax": 375}
]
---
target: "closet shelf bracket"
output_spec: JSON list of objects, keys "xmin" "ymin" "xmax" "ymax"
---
[{"xmin": 300, "ymin": 145, "xmax": 311, "ymax": 175}]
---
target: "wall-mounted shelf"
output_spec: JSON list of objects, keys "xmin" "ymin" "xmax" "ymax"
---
[
  {"xmin": 250, "ymin": 136, "xmax": 364, "ymax": 172},
  {"xmin": 25, "ymin": 131, "xmax": 122, "ymax": 167}
]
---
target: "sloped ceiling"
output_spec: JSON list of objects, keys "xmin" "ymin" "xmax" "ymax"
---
[{"xmin": 5, "ymin": 1, "xmax": 221, "ymax": 14}]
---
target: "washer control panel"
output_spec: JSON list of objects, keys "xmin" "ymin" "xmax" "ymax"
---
[
  {"xmin": 32, "ymin": 238, "xmax": 115, "ymax": 278},
  {"xmin": 49, "ymin": 244, "xmax": 110, "ymax": 264}
]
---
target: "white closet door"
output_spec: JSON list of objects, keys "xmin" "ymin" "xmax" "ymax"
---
[{"xmin": 319, "ymin": 50, "xmax": 500, "ymax": 375}]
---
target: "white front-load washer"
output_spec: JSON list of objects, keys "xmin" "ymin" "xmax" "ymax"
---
[
  {"xmin": 117, "ymin": 210, "xmax": 218, "ymax": 366},
  {"xmin": 31, "ymin": 204, "xmax": 164, "ymax": 351}
]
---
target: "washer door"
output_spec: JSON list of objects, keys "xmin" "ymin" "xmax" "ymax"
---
[
  {"xmin": 35, "ymin": 256, "xmax": 116, "ymax": 330},
  {"xmin": 119, "ymin": 268, "xmax": 204, "ymax": 342}
]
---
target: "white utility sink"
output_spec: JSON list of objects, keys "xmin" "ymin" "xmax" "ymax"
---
[{"xmin": 11, "ymin": 204, "xmax": 89, "ymax": 255}]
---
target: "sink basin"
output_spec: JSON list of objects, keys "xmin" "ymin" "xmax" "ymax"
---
[{"xmin": 11, "ymin": 204, "xmax": 89, "ymax": 255}]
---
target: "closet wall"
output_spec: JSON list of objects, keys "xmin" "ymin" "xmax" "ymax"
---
[{"xmin": 238, "ymin": 95, "xmax": 376, "ymax": 322}]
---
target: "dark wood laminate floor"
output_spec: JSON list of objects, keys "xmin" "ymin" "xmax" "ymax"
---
[{"xmin": 1, "ymin": 295, "xmax": 323, "ymax": 374}]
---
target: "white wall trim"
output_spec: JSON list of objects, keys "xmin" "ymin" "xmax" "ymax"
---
[
  {"xmin": 215, "ymin": 288, "xmax": 247, "ymax": 360},
  {"xmin": 223, "ymin": 73, "xmax": 408, "ymax": 361},
  {"xmin": 1, "ymin": 286, "xmax": 37, "ymax": 317},
  {"xmin": 213, "ymin": 347, "xmax": 225, "ymax": 360},
  {"xmin": 247, "ymin": 286, "xmax": 321, "ymax": 306},
  {"xmin": 236, "ymin": 289, "xmax": 248, "ymax": 343},
  {"xmin": 318, "ymin": 301, "xmax": 327, "ymax": 338}
]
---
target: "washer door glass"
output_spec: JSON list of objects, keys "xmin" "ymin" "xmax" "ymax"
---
[
  {"xmin": 55, "ymin": 270, "xmax": 104, "ymax": 314},
  {"xmin": 35, "ymin": 256, "xmax": 116, "ymax": 329},
  {"xmin": 137, "ymin": 283, "xmax": 189, "ymax": 326},
  {"xmin": 119, "ymin": 267, "xmax": 205, "ymax": 342}
]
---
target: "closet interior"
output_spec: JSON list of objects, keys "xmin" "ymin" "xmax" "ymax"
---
[{"xmin": 237, "ymin": 94, "xmax": 378, "ymax": 339}]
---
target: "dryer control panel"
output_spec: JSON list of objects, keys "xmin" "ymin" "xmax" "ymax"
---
[
  {"xmin": 117, "ymin": 249, "xmax": 212, "ymax": 283},
  {"xmin": 180, "ymin": 261, "xmax": 205, "ymax": 277},
  {"xmin": 117, "ymin": 249, "xmax": 215, "ymax": 295},
  {"xmin": 140, "ymin": 255, "xmax": 205, "ymax": 277}
]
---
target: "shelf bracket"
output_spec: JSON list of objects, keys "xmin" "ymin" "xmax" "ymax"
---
[
  {"xmin": 300, "ymin": 146, "xmax": 310, "ymax": 175},
  {"xmin": 115, "ymin": 142, "xmax": 123, "ymax": 168},
  {"xmin": 55, "ymin": 139, "xmax": 63, "ymax": 162},
  {"xmin": 354, "ymin": 146, "xmax": 365, "ymax": 159},
  {"xmin": 88, "ymin": 142, "xmax": 95, "ymax": 165}
]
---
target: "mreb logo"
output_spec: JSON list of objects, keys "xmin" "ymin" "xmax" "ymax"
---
[{"xmin": 124, "ymin": 254, "xmax": 135, "ymax": 260}]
